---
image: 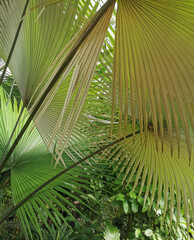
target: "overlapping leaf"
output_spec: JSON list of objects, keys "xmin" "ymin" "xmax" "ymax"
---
[{"xmin": 0, "ymin": 0, "xmax": 115, "ymax": 166}]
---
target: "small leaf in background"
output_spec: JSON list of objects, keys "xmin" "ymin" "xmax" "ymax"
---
[
  {"xmin": 159, "ymin": 198, "xmax": 164, "ymax": 210},
  {"xmin": 116, "ymin": 193, "xmax": 125, "ymax": 201},
  {"xmin": 137, "ymin": 196, "xmax": 144, "ymax": 205},
  {"xmin": 142, "ymin": 206, "xmax": 148, "ymax": 213},
  {"xmin": 123, "ymin": 200, "xmax": 129, "ymax": 213},
  {"xmin": 177, "ymin": 227, "xmax": 183, "ymax": 239},
  {"xmin": 132, "ymin": 201, "xmax": 138, "ymax": 213},
  {"xmin": 154, "ymin": 218, "xmax": 160, "ymax": 225},
  {"xmin": 87, "ymin": 194, "xmax": 97, "ymax": 201},
  {"xmin": 128, "ymin": 191, "xmax": 137, "ymax": 199},
  {"xmin": 115, "ymin": 178, "xmax": 122, "ymax": 186},
  {"xmin": 109, "ymin": 195, "xmax": 117, "ymax": 201},
  {"xmin": 189, "ymin": 228, "xmax": 194, "ymax": 236},
  {"xmin": 135, "ymin": 228, "xmax": 141, "ymax": 237},
  {"xmin": 128, "ymin": 185, "xmax": 133, "ymax": 191},
  {"xmin": 145, "ymin": 229, "xmax": 153, "ymax": 237},
  {"xmin": 156, "ymin": 209, "xmax": 161, "ymax": 216}
]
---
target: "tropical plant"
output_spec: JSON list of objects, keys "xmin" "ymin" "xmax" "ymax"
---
[
  {"xmin": 0, "ymin": 87, "xmax": 109, "ymax": 238},
  {"xmin": 0, "ymin": 0, "xmax": 193, "ymax": 238}
]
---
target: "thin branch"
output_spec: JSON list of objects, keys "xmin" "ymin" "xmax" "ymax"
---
[
  {"xmin": 0, "ymin": 130, "xmax": 140, "ymax": 225},
  {"xmin": 0, "ymin": 0, "xmax": 115, "ymax": 173},
  {"xmin": 0, "ymin": 0, "xmax": 31, "ymax": 86}
]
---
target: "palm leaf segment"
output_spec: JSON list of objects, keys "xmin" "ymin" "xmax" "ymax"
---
[{"xmin": 0, "ymin": 0, "xmax": 193, "ymax": 232}]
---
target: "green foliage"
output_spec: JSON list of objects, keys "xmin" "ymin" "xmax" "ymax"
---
[
  {"xmin": 0, "ymin": 87, "xmax": 105, "ymax": 239},
  {"xmin": 0, "ymin": 185, "xmax": 25, "ymax": 240},
  {"xmin": 101, "ymin": 167, "xmax": 194, "ymax": 240}
]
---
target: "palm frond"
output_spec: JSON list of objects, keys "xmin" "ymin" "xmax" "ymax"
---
[
  {"xmin": 0, "ymin": 0, "xmax": 115, "ymax": 166},
  {"xmin": 11, "ymin": 156, "xmax": 99, "ymax": 239},
  {"xmin": 105, "ymin": 127, "xmax": 194, "ymax": 229},
  {"xmin": 0, "ymin": 89, "xmax": 101, "ymax": 239},
  {"xmin": 31, "ymin": 1, "xmax": 115, "ymax": 166},
  {"xmin": 112, "ymin": 0, "xmax": 194, "ymax": 160},
  {"xmin": 0, "ymin": 0, "xmax": 96, "ymax": 101}
]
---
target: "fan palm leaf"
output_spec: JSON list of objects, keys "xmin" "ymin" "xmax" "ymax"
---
[
  {"xmin": 0, "ymin": 0, "xmax": 115, "ymax": 165},
  {"xmin": 0, "ymin": 87, "xmax": 102, "ymax": 239},
  {"xmin": 108, "ymin": 0, "xmax": 194, "ymax": 227},
  {"xmin": 111, "ymin": 0, "xmax": 193, "ymax": 159}
]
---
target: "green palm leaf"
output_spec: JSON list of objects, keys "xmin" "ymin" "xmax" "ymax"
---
[{"xmin": 0, "ymin": 88, "xmax": 100, "ymax": 239}]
